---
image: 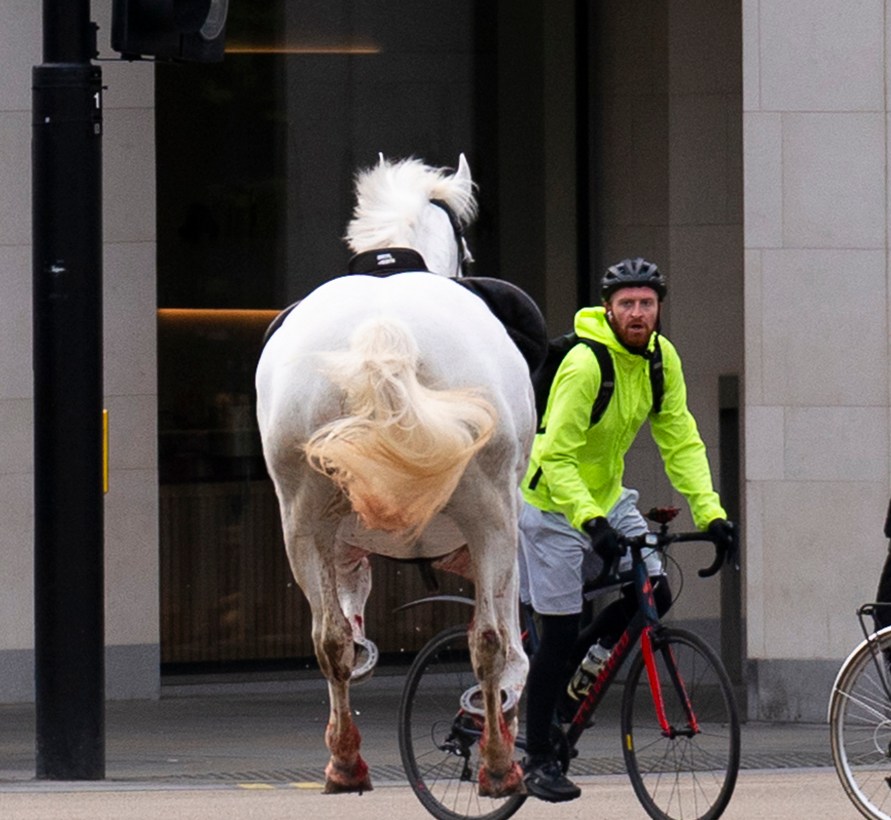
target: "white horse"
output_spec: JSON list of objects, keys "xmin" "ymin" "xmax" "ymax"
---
[{"xmin": 256, "ymin": 155, "xmax": 536, "ymax": 797}]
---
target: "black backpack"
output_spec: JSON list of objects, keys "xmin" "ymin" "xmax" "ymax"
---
[{"xmin": 531, "ymin": 332, "xmax": 664, "ymax": 433}]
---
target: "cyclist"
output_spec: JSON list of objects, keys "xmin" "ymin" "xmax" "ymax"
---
[
  {"xmin": 874, "ymin": 497, "xmax": 891, "ymax": 630},
  {"xmin": 518, "ymin": 256, "xmax": 736, "ymax": 802}
]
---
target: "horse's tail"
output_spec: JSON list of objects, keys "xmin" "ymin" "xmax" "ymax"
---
[{"xmin": 304, "ymin": 317, "xmax": 497, "ymax": 533}]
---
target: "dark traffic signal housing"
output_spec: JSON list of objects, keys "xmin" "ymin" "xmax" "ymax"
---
[{"xmin": 111, "ymin": 0, "xmax": 228, "ymax": 62}]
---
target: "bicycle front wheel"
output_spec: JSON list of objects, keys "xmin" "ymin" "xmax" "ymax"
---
[
  {"xmin": 398, "ymin": 623, "xmax": 527, "ymax": 820},
  {"xmin": 621, "ymin": 627, "xmax": 740, "ymax": 820},
  {"xmin": 829, "ymin": 624, "xmax": 891, "ymax": 819}
]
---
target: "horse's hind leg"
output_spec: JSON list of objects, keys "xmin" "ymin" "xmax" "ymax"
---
[
  {"xmin": 280, "ymin": 502, "xmax": 373, "ymax": 793},
  {"xmin": 333, "ymin": 539, "xmax": 377, "ymax": 682},
  {"xmin": 449, "ymin": 478, "xmax": 527, "ymax": 798}
]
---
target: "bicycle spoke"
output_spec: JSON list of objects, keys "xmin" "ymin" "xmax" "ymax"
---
[
  {"xmin": 621, "ymin": 628, "xmax": 739, "ymax": 820},
  {"xmin": 398, "ymin": 624, "xmax": 527, "ymax": 820},
  {"xmin": 830, "ymin": 626, "xmax": 891, "ymax": 819}
]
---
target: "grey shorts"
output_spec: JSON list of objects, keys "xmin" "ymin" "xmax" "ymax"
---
[{"xmin": 518, "ymin": 488, "xmax": 662, "ymax": 615}]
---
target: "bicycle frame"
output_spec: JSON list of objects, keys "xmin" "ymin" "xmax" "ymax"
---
[
  {"xmin": 396, "ymin": 508, "xmax": 738, "ymax": 820},
  {"xmin": 564, "ymin": 539, "xmax": 699, "ymax": 748},
  {"xmin": 397, "ymin": 515, "xmax": 723, "ymax": 755},
  {"xmin": 855, "ymin": 602, "xmax": 891, "ymax": 703}
]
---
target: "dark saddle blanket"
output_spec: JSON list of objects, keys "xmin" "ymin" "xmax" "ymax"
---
[
  {"xmin": 262, "ymin": 272, "xmax": 548, "ymax": 375},
  {"xmin": 454, "ymin": 276, "xmax": 547, "ymax": 373}
]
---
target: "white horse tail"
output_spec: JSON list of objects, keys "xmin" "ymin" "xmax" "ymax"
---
[{"xmin": 304, "ymin": 317, "xmax": 497, "ymax": 534}]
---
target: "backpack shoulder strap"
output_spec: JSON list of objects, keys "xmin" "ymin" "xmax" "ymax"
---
[
  {"xmin": 649, "ymin": 336, "xmax": 664, "ymax": 415},
  {"xmin": 579, "ymin": 336, "xmax": 665, "ymax": 421},
  {"xmin": 527, "ymin": 336, "xmax": 614, "ymax": 490},
  {"xmin": 575, "ymin": 338, "xmax": 615, "ymax": 425}
]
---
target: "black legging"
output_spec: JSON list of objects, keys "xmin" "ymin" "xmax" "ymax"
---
[
  {"xmin": 525, "ymin": 612, "xmax": 579, "ymax": 758},
  {"xmin": 524, "ymin": 576, "xmax": 673, "ymax": 758}
]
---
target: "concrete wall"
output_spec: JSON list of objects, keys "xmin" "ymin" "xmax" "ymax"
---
[
  {"xmin": 592, "ymin": 0, "xmax": 744, "ymax": 646},
  {"xmin": 743, "ymin": 0, "xmax": 891, "ymax": 720},
  {"xmin": 663, "ymin": 0, "xmax": 743, "ymax": 638},
  {"xmin": 0, "ymin": 0, "xmax": 42, "ymax": 701},
  {"xmin": 0, "ymin": 0, "xmax": 160, "ymax": 701}
]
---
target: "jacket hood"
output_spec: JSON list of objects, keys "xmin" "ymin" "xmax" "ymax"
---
[{"xmin": 574, "ymin": 306, "xmax": 658, "ymax": 357}]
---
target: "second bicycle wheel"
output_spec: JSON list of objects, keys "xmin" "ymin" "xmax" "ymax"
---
[
  {"xmin": 621, "ymin": 626, "xmax": 740, "ymax": 820},
  {"xmin": 398, "ymin": 623, "xmax": 527, "ymax": 820},
  {"xmin": 829, "ymin": 624, "xmax": 891, "ymax": 820}
]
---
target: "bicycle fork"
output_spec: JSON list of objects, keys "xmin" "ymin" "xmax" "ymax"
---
[{"xmin": 642, "ymin": 626, "xmax": 700, "ymax": 738}]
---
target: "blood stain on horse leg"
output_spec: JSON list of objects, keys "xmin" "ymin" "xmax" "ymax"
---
[
  {"xmin": 324, "ymin": 717, "xmax": 372, "ymax": 793},
  {"xmin": 478, "ymin": 710, "xmax": 524, "ymax": 797}
]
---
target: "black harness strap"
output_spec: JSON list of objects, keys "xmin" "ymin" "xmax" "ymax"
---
[
  {"xmin": 262, "ymin": 249, "xmax": 431, "ymax": 348},
  {"xmin": 347, "ymin": 247, "xmax": 429, "ymax": 275},
  {"xmin": 429, "ymin": 198, "xmax": 469, "ymax": 277}
]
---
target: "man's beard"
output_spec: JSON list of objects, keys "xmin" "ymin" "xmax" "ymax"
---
[{"xmin": 614, "ymin": 320, "xmax": 655, "ymax": 352}]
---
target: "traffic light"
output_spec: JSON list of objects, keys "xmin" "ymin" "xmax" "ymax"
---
[{"xmin": 111, "ymin": 0, "xmax": 228, "ymax": 63}]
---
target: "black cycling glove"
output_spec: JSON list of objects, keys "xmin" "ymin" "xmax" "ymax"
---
[
  {"xmin": 707, "ymin": 518, "xmax": 736, "ymax": 561},
  {"xmin": 583, "ymin": 517, "xmax": 622, "ymax": 563},
  {"xmin": 707, "ymin": 518, "xmax": 738, "ymax": 569}
]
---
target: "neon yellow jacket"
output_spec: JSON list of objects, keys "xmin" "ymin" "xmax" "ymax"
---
[{"xmin": 522, "ymin": 306, "xmax": 725, "ymax": 531}]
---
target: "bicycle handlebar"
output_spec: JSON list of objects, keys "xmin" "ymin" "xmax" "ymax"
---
[
  {"xmin": 696, "ymin": 536, "xmax": 726, "ymax": 579},
  {"xmin": 667, "ymin": 530, "xmax": 732, "ymax": 578},
  {"xmin": 584, "ymin": 526, "xmax": 733, "ymax": 593}
]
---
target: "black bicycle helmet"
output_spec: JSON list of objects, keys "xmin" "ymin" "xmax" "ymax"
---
[{"xmin": 600, "ymin": 257, "xmax": 667, "ymax": 302}]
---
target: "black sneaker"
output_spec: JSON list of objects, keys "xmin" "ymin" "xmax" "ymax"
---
[{"xmin": 523, "ymin": 757, "xmax": 581, "ymax": 803}]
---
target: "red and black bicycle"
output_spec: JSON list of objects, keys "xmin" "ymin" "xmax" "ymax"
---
[{"xmin": 398, "ymin": 507, "xmax": 740, "ymax": 820}]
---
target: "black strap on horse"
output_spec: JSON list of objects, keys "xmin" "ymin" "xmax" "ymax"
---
[
  {"xmin": 261, "ymin": 249, "xmax": 430, "ymax": 347},
  {"xmin": 430, "ymin": 198, "xmax": 470, "ymax": 277},
  {"xmin": 347, "ymin": 247, "xmax": 429, "ymax": 275}
]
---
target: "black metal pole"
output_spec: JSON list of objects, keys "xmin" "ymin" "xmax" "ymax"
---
[
  {"xmin": 32, "ymin": 0, "xmax": 105, "ymax": 779},
  {"xmin": 719, "ymin": 374, "xmax": 744, "ymax": 709},
  {"xmin": 574, "ymin": 0, "xmax": 592, "ymax": 309}
]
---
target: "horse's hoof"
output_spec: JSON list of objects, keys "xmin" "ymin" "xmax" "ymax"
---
[
  {"xmin": 323, "ymin": 776, "xmax": 374, "ymax": 794},
  {"xmin": 478, "ymin": 761, "xmax": 525, "ymax": 798},
  {"xmin": 324, "ymin": 757, "xmax": 373, "ymax": 794}
]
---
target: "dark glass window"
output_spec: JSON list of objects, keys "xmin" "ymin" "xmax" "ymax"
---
[{"xmin": 156, "ymin": 2, "xmax": 493, "ymax": 670}]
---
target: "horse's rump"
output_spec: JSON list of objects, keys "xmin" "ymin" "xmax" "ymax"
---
[{"xmin": 304, "ymin": 314, "xmax": 497, "ymax": 533}]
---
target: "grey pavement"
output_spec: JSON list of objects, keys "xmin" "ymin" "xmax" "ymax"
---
[
  {"xmin": 0, "ymin": 667, "xmax": 845, "ymax": 817},
  {"xmin": 0, "ymin": 771, "xmax": 863, "ymax": 819}
]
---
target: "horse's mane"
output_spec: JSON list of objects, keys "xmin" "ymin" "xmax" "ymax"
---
[{"xmin": 344, "ymin": 157, "xmax": 478, "ymax": 254}]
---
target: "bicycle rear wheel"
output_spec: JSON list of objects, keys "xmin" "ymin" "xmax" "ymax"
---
[
  {"xmin": 829, "ymin": 624, "xmax": 891, "ymax": 819},
  {"xmin": 398, "ymin": 623, "xmax": 527, "ymax": 820},
  {"xmin": 621, "ymin": 627, "xmax": 740, "ymax": 820}
]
